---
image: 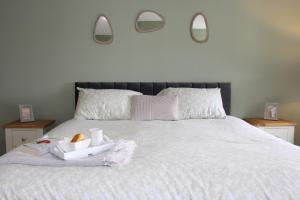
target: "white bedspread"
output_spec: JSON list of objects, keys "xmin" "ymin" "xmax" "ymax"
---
[{"xmin": 1, "ymin": 116, "xmax": 300, "ymax": 200}]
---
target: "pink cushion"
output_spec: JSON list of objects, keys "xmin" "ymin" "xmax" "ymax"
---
[{"xmin": 131, "ymin": 95, "xmax": 178, "ymax": 121}]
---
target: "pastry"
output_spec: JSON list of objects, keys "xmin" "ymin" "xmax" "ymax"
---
[{"xmin": 71, "ymin": 133, "xmax": 85, "ymax": 143}]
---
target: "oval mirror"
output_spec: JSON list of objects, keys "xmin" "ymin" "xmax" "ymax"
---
[
  {"xmin": 135, "ymin": 10, "xmax": 165, "ymax": 33},
  {"xmin": 190, "ymin": 13, "xmax": 208, "ymax": 43},
  {"xmin": 94, "ymin": 15, "xmax": 113, "ymax": 44}
]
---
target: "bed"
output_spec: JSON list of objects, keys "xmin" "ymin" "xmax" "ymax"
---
[{"xmin": 1, "ymin": 82, "xmax": 300, "ymax": 200}]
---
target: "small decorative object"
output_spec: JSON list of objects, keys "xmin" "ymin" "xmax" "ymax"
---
[
  {"xmin": 264, "ymin": 103, "xmax": 279, "ymax": 120},
  {"xmin": 135, "ymin": 10, "xmax": 165, "ymax": 33},
  {"xmin": 190, "ymin": 12, "xmax": 209, "ymax": 43},
  {"xmin": 94, "ymin": 15, "xmax": 113, "ymax": 44},
  {"xmin": 19, "ymin": 105, "xmax": 35, "ymax": 122},
  {"xmin": 37, "ymin": 139, "xmax": 51, "ymax": 144}
]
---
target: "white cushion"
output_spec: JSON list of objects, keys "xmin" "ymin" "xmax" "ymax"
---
[
  {"xmin": 74, "ymin": 88, "xmax": 142, "ymax": 120},
  {"xmin": 158, "ymin": 88, "xmax": 226, "ymax": 119}
]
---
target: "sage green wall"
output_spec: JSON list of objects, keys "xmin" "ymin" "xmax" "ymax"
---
[{"xmin": 1, "ymin": 0, "xmax": 300, "ymax": 155}]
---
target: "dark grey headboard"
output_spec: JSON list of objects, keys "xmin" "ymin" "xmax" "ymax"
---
[{"xmin": 75, "ymin": 82, "xmax": 231, "ymax": 115}]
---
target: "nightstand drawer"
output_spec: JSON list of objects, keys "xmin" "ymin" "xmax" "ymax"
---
[
  {"xmin": 259, "ymin": 126, "xmax": 294, "ymax": 143},
  {"xmin": 244, "ymin": 118, "xmax": 296, "ymax": 144},
  {"xmin": 12, "ymin": 130, "xmax": 39, "ymax": 147},
  {"xmin": 263, "ymin": 127, "xmax": 288, "ymax": 140},
  {"xmin": 3, "ymin": 120, "xmax": 55, "ymax": 152}
]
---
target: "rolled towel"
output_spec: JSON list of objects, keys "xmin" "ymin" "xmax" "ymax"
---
[{"xmin": 104, "ymin": 140, "xmax": 137, "ymax": 166}]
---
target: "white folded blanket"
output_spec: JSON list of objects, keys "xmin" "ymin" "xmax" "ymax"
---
[{"xmin": 0, "ymin": 140, "xmax": 136, "ymax": 167}]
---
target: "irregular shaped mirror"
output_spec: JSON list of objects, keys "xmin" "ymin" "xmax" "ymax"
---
[
  {"xmin": 190, "ymin": 13, "xmax": 208, "ymax": 43},
  {"xmin": 136, "ymin": 11, "xmax": 165, "ymax": 33},
  {"xmin": 94, "ymin": 15, "xmax": 113, "ymax": 44}
]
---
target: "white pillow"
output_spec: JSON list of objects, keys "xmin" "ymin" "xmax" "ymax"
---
[
  {"xmin": 158, "ymin": 88, "xmax": 226, "ymax": 119},
  {"xmin": 74, "ymin": 88, "xmax": 142, "ymax": 120}
]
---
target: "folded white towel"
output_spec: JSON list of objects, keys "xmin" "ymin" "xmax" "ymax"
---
[
  {"xmin": 23, "ymin": 143, "xmax": 50, "ymax": 156},
  {"xmin": 0, "ymin": 139, "xmax": 137, "ymax": 167}
]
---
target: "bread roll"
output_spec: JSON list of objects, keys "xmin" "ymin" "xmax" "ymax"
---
[{"xmin": 71, "ymin": 133, "xmax": 85, "ymax": 143}]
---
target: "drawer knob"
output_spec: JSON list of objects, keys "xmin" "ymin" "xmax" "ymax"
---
[{"xmin": 21, "ymin": 138, "xmax": 27, "ymax": 142}]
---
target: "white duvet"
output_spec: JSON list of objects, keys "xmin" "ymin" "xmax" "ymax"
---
[{"xmin": 1, "ymin": 116, "xmax": 300, "ymax": 200}]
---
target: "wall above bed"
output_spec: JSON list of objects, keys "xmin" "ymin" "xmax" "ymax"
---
[{"xmin": 0, "ymin": 0, "xmax": 300, "ymax": 155}]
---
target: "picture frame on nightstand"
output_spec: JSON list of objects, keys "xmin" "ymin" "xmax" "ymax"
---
[
  {"xmin": 264, "ymin": 102, "xmax": 279, "ymax": 120},
  {"xmin": 19, "ymin": 104, "xmax": 35, "ymax": 122}
]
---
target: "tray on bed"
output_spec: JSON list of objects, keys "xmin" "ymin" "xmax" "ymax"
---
[{"xmin": 50, "ymin": 142, "xmax": 115, "ymax": 160}]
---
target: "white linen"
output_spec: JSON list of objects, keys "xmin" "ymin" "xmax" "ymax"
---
[
  {"xmin": 75, "ymin": 88, "xmax": 142, "ymax": 120},
  {"xmin": 1, "ymin": 116, "xmax": 300, "ymax": 200},
  {"xmin": 158, "ymin": 88, "xmax": 226, "ymax": 119}
]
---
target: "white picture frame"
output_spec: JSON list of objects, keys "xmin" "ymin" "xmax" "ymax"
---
[
  {"xmin": 19, "ymin": 105, "xmax": 35, "ymax": 122},
  {"xmin": 264, "ymin": 102, "xmax": 279, "ymax": 120}
]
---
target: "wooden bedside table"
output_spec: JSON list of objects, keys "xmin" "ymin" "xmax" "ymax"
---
[
  {"xmin": 244, "ymin": 118, "xmax": 296, "ymax": 143},
  {"xmin": 3, "ymin": 120, "xmax": 55, "ymax": 152}
]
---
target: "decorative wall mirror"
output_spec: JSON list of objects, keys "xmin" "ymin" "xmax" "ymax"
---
[
  {"xmin": 135, "ymin": 10, "xmax": 165, "ymax": 33},
  {"xmin": 190, "ymin": 13, "xmax": 209, "ymax": 43},
  {"xmin": 94, "ymin": 15, "xmax": 113, "ymax": 44}
]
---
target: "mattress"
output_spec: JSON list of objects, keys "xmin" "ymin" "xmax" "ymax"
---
[{"xmin": 0, "ymin": 116, "xmax": 300, "ymax": 200}]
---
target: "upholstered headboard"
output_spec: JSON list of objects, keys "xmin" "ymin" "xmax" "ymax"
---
[{"xmin": 75, "ymin": 82, "xmax": 231, "ymax": 115}]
